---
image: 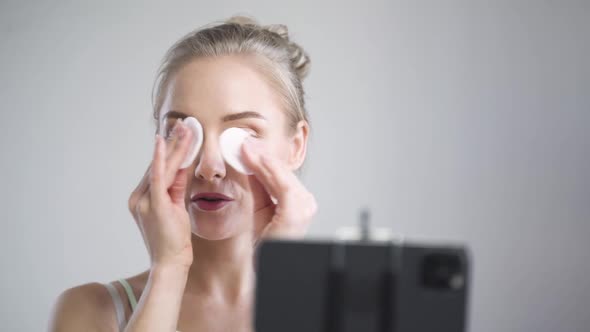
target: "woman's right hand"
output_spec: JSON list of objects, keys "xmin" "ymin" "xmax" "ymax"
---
[{"xmin": 127, "ymin": 120, "xmax": 195, "ymax": 270}]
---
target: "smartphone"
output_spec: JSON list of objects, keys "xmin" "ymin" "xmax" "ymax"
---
[{"xmin": 254, "ymin": 239, "xmax": 470, "ymax": 332}]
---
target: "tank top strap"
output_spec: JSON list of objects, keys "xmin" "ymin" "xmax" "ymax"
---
[
  {"xmin": 116, "ymin": 278, "xmax": 182, "ymax": 332},
  {"xmin": 117, "ymin": 278, "xmax": 138, "ymax": 311},
  {"xmin": 104, "ymin": 282, "xmax": 127, "ymax": 331}
]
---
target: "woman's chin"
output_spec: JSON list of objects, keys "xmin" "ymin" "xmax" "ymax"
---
[
  {"xmin": 191, "ymin": 227, "xmax": 236, "ymax": 241},
  {"xmin": 189, "ymin": 211, "xmax": 244, "ymax": 241}
]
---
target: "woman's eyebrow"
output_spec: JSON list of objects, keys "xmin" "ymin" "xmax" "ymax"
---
[
  {"xmin": 223, "ymin": 111, "xmax": 267, "ymax": 122},
  {"xmin": 163, "ymin": 110, "xmax": 267, "ymax": 121},
  {"xmin": 163, "ymin": 110, "xmax": 188, "ymax": 119}
]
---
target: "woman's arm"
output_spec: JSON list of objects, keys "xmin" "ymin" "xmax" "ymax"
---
[
  {"xmin": 124, "ymin": 264, "xmax": 188, "ymax": 332},
  {"xmin": 125, "ymin": 121, "xmax": 195, "ymax": 331}
]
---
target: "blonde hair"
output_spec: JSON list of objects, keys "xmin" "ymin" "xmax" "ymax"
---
[{"xmin": 151, "ymin": 15, "xmax": 311, "ymax": 134}]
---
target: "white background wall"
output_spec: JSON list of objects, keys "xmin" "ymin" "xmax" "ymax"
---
[{"xmin": 1, "ymin": 1, "xmax": 588, "ymax": 331}]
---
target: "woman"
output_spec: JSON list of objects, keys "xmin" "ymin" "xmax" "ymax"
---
[{"xmin": 49, "ymin": 15, "xmax": 317, "ymax": 332}]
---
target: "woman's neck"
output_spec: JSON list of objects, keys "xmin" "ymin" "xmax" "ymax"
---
[{"xmin": 184, "ymin": 231, "xmax": 256, "ymax": 304}]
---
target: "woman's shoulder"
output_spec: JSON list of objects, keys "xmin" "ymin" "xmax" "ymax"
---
[
  {"xmin": 47, "ymin": 271, "xmax": 151, "ymax": 332},
  {"xmin": 47, "ymin": 281, "xmax": 120, "ymax": 332}
]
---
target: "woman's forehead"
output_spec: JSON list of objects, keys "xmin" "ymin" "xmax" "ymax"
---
[{"xmin": 161, "ymin": 56, "xmax": 284, "ymax": 122}]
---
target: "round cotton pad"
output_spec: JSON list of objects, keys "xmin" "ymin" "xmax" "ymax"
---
[
  {"xmin": 179, "ymin": 117, "xmax": 203, "ymax": 169},
  {"xmin": 219, "ymin": 127, "xmax": 254, "ymax": 175}
]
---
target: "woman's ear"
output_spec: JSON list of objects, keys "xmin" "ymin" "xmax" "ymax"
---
[{"xmin": 288, "ymin": 120, "xmax": 309, "ymax": 171}]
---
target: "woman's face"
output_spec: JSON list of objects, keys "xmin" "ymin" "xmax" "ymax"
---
[{"xmin": 158, "ymin": 55, "xmax": 299, "ymax": 241}]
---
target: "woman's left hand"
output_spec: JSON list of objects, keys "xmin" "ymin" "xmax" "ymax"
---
[{"xmin": 241, "ymin": 137, "xmax": 317, "ymax": 241}]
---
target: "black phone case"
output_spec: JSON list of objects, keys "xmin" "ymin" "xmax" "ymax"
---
[{"xmin": 254, "ymin": 239, "xmax": 470, "ymax": 332}]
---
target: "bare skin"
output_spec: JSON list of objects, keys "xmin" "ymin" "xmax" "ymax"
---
[{"xmin": 48, "ymin": 54, "xmax": 317, "ymax": 332}]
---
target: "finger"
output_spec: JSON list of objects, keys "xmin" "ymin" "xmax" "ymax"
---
[
  {"xmin": 149, "ymin": 134, "xmax": 167, "ymax": 205},
  {"xmin": 252, "ymin": 203, "xmax": 276, "ymax": 241},
  {"xmin": 164, "ymin": 121, "xmax": 194, "ymax": 187},
  {"xmin": 132, "ymin": 118, "xmax": 183, "ymax": 208},
  {"xmin": 242, "ymin": 138, "xmax": 304, "ymax": 202},
  {"xmin": 128, "ymin": 163, "xmax": 152, "ymax": 215},
  {"xmin": 138, "ymin": 164, "xmax": 152, "ymax": 195},
  {"xmin": 164, "ymin": 118, "xmax": 183, "ymax": 159},
  {"xmin": 133, "ymin": 200, "xmax": 144, "ymax": 249},
  {"xmin": 169, "ymin": 167, "xmax": 189, "ymax": 205},
  {"xmin": 259, "ymin": 155, "xmax": 305, "ymax": 202},
  {"xmin": 241, "ymin": 137, "xmax": 269, "ymax": 174},
  {"xmin": 241, "ymin": 138, "xmax": 274, "ymax": 193}
]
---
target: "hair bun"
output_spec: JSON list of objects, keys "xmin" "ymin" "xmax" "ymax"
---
[
  {"xmin": 263, "ymin": 24, "xmax": 290, "ymax": 40},
  {"xmin": 287, "ymin": 41, "xmax": 311, "ymax": 80},
  {"xmin": 259, "ymin": 23, "xmax": 310, "ymax": 79},
  {"xmin": 224, "ymin": 15, "xmax": 311, "ymax": 80},
  {"xmin": 224, "ymin": 15, "xmax": 258, "ymax": 26}
]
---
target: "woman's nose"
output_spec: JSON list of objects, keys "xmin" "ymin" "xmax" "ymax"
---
[{"xmin": 194, "ymin": 140, "xmax": 226, "ymax": 181}]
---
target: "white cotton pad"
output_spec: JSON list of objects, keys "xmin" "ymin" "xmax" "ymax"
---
[
  {"xmin": 219, "ymin": 127, "xmax": 278, "ymax": 204},
  {"xmin": 179, "ymin": 117, "xmax": 203, "ymax": 169},
  {"xmin": 219, "ymin": 127, "xmax": 254, "ymax": 175}
]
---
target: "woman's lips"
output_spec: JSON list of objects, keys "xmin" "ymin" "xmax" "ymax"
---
[
  {"xmin": 191, "ymin": 192, "xmax": 233, "ymax": 212},
  {"xmin": 193, "ymin": 199, "xmax": 231, "ymax": 211}
]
